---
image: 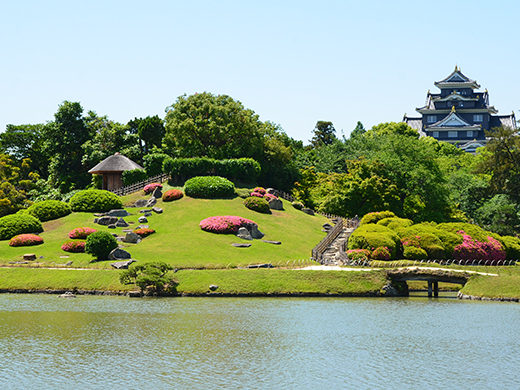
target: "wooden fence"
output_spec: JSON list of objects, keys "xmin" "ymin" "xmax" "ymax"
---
[
  {"xmin": 311, "ymin": 217, "xmax": 344, "ymax": 263},
  {"xmin": 110, "ymin": 173, "xmax": 169, "ymax": 196}
]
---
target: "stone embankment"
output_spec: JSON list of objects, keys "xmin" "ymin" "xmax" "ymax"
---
[{"xmin": 457, "ymin": 291, "xmax": 519, "ymax": 302}]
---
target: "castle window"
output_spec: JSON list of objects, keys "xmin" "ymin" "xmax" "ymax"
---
[
  {"xmin": 448, "ymin": 131, "xmax": 458, "ymax": 138},
  {"xmin": 474, "ymin": 114, "xmax": 483, "ymax": 122},
  {"xmin": 427, "ymin": 115, "xmax": 437, "ymax": 123},
  {"xmin": 467, "ymin": 131, "xmax": 473, "ymax": 138},
  {"xmin": 432, "ymin": 131, "xmax": 439, "ymax": 138}
]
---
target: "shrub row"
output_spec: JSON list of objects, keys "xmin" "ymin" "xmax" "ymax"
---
[
  {"xmin": 122, "ymin": 169, "xmax": 148, "ymax": 186},
  {"xmin": 163, "ymin": 157, "xmax": 261, "ymax": 182},
  {"xmin": 184, "ymin": 176, "xmax": 235, "ymax": 199}
]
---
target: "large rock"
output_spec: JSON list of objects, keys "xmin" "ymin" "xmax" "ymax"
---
[
  {"xmin": 245, "ymin": 222, "xmax": 264, "ymax": 239},
  {"xmin": 138, "ymin": 216, "xmax": 148, "ymax": 223},
  {"xmin": 302, "ymin": 208, "xmax": 315, "ymax": 216},
  {"xmin": 232, "ymin": 243, "xmax": 252, "ymax": 248},
  {"xmin": 115, "ymin": 218, "xmax": 129, "ymax": 227},
  {"xmin": 134, "ymin": 199, "xmax": 148, "ymax": 207},
  {"xmin": 109, "ymin": 248, "xmax": 132, "ymax": 260},
  {"xmin": 123, "ymin": 232, "xmax": 142, "ymax": 244},
  {"xmin": 106, "ymin": 209, "xmax": 131, "ymax": 217},
  {"xmin": 139, "ymin": 209, "xmax": 152, "ymax": 214},
  {"xmin": 152, "ymin": 207, "xmax": 163, "ymax": 214},
  {"xmin": 146, "ymin": 196, "xmax": 157, "ymax": 207},
  {"xmin": 237, "ymin": 227, "xmax": 253, "ymax": 240},
  {"xmin": 152, "ymin": 187, "xmax": 163, "ymax": 198},
  {"xmin": 111, "ymin": 259, "xmax": 137, "ymax": 269},
  {"xmin": 96, "ymin": 216, "xmax": 118, "ymax": 226},
  {"xmin": 268, "ymin": 198, "xmax": 284, "ymax": 210}
]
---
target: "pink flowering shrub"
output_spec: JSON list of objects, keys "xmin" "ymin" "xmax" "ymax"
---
[
  {"xmin": 253, "ymin": 187, "xmax": 266, "ymax": 196},
  {"xmin": 9, "ymin": 234, "xmax": 44, "ymax": 247},
  {"xmin": 346, "ymin": 249, "xmax": 371, "ymax": 261},
  {"xmin": 68, "ymin": 227, "xmax": 97, "ymax": 239},
  {"xmin": 250, "ymin": 192, "xmax": 264, "ymax": 198},
  {"xmin": 371, "ymin": 246, "xmax": 391, "ymax": 260},
  {"xmin": 200, "ymin": 216, "xmax": 256, "ymax": 234},
  {"xmin": 143, "ymin": 183, "xmax": 162, "ymax": 195},
  {"xmin": 162, "ymin": 189, "xmax": 183, "ymax": 202},
  {"xmin": 133, "ymin": 228, "xmax": 155, "ymax": 238},
  {"xmin": 453, "ymin": 230, "xmax": 506, "ymax": 263},
  {"xmin": 61, "ymin": 240, "xmax": 86, "ymax": 253},
  {"xmin": 264, "ymin": 193, "xmax": 278, "ymax": 201},
  {"xmin": 401, "ymin": 235, "xmax": 421, "ymax": 249}
]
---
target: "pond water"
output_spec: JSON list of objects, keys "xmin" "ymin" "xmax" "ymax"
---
[{"xmin": 0, "ymin": 294, "xmax": 518, "ymax": 389}]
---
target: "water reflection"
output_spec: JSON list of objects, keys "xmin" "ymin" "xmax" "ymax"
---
[{"xmin": 0, "ymin": 295, "xmax": 518, "ymax": 389}]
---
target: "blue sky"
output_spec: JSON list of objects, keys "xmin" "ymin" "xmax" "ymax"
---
[{"xmin": 0, "ymin": 0, "xmax": 518, "ymax": 143}]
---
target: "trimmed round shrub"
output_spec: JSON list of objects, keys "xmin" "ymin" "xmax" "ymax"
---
[
  {"xmin": 133, "ymin": 228, "xmax": 155, "ymax": 238},
  {"xmin": 184, "ymin": 176, "xmax": 235, "ymax": 199},
  {"xmin": 68, "ymin": 227, "xmax": 97, "ymax": 239},
  {"xmin": 377, "ymin": 217, "xmax": 413, "ymax": 232},
  {"xmin": 253, "ymin": 187, "xmax": 266, "ymax": 196},
  {"xmin": 26, "ymin": 200, "xmax": 71, "ymax": 222},
  {"xmin": 501, "ymin": 236, "xmax": 520, "ymax": 260},
  {"xmin": 199, "ymin": 216, "xmax": 256, "ymax": 234},
  {"xmin": 243, "ymin": 196, "xmax": 271, "ymax": 214},
  {"xmin": 144, "ymin": 183, "xmax": 162, "ymax": 195},
  {"xmin": 371, "ymin": 246, "xmax": 391, "ymax": 260},
  {"xmin": 264, "ymin": 193, "xmax": 278, "ymax": 201},
  {"xmin": 292, "ymin": 201, "xmax": 304, "ymax": 210},
  {"xmin": 346, "ymin": 249, "xmax": 371, "ymax": 261},
  {"xmin": 399, "ymin": 223, "xmax": 462, "ymax": 257},
  {"xmin": 419, "ymin": 234, "xmax": 445, "ymax": 259},
  {"xmin": 236, "ymin": 188, "xmax": 252, "ymax": 199},
  {"xmin": 69, "ymin": 190, "xmax": 123, "ymax": 212},
  {"xmin": 403, "ymin": 246, "xmax": 428, "ymax": 260},
  {"xmin": 162, "ymin": 189, "xmax": 183, "ymax": 202},
  {"xmin": 85, "ymin": 231, "xmax": 118, "ymax": 260},
  {"xmin": 9, "ymin": 234, "xmax": 44, "ymax": 247},
  {"xmin": 61, "ymin": 240, "xmax": 86, "ymax": 253},
  {"xmin": 347, "ymin": 224, "xmax": 400, "ymax": 259},
  {"xmin": 360, "ymin": 211, "xmax": 397, "ymax": 225},
  {"xmin": 0, "ymin": 214, "xmax": 43, "ymax": 240}
]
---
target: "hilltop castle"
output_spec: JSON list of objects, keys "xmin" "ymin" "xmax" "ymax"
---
[{"xmin": 403, "ymin": 66, "xmax": 516, "ymax": 153}]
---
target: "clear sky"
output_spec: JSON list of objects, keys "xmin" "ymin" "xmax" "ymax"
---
[{"xmin": 0, "ymin": 0, "xmax": 518, "ymax": 143}]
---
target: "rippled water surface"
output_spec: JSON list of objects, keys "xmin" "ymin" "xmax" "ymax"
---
[{"xmin": 0, "ymin": 294, "xmax": 519, "ymax": 389}]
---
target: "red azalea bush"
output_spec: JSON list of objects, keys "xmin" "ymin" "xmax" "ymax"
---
[
  {"xmin": 253, "ymin": 187, "xmax": 266, "ymax": 196},
  {"xmin": 200, "ymin": 216, "xmax": 256, "ymax": 234},
  {"xmin": 453, "ymin": 230, "xmax": 506, "ymax": 263},
  {"xmin": 162, "ymin": 189, "xmax": 184, "ymax": 202},
  {"xmin": 371, "ymin": 246, "xmax": 391, "ymax": 260},
  {"xmin": 143, "ymin": 183, "xmax": 162, "ymax": 195},
  {"xmin": 68, "ymin": 227, "xmax": 97, "ymax": 239},
  {"xmin": 9, "ymin": 234, "xmax": 44, "ymax": 247},
  {"xmin": 61, "ymin": 240, "xmax": 86, "ymax": 253},
  {"xmin": 133, "ymin": 228, "xmax": 156, "ymax": 237},
  {"xmin": 346, "ymin": 249, "xmax": 371, "ymax": 261}
]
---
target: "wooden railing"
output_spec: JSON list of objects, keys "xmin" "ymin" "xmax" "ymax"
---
[
  {"xmin": 311, "ymin": 218, "xmax": 344, "ymax": 263},
  {"xmin": 110, "ymin": 173, "xmax": 169, "ymax": 196}
]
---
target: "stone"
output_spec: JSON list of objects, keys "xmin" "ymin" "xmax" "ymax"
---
[
  {"xmin": 139, "ymin": 209, "xmax": 152, "ymax": 214},
  {"xmin": 96, "ymin": 216, "xmax": 118, "ymax": 226},
  {"xmin": 111, "ymin": 233, "xmax": 118, "ymax": 237},
  {"xmin": 23, "ymin": 254, "xmax": 36, "ymax": 261},
  {"xmin": 106, "ymin": 209, "xmax": 131, "ymax": 217},
  {"xmin": 137, "ymin": 225, "xmax": 149, "ymax": 229},
  {"xmin": 245, "ymin": 222, "xmax": 264, "ymax": 239},
  {"xmin": 322, "ymin": 223, "xmax": 333, "ymax": 232},
  {"xmin": 237, "ymin": 227, "xmax": 253, "ymax": 240},
  {"xmin": 108, "ymin": 248, "xmax": 132, "ymax": 260},
  {"xmin": 58, "ymin": 291, "xmax": 76, "ymax": 298},
  {"xmin": 268, "ymin": 198, "xmax": 284, "ymax": 210},
  {"xmin": 138, "ymin": 216, "xmax": 148, "ymax": 223},
  {"xmin": 152, "ymin": 207, "xmax": 163, "ymax": 214},
  {"xmin": 94, "ymin": 213, "xmax": 104, "ymax": 217},
  {"xmin": 209, "ymin": 284, "xmax": 219, "ymax": 291},
  {"xmin": 93, "ymin": 218, "xmax": 99, "ymax": 224},
  {"xmin": 232, "ymin": 243, "xmax": 252, "ymax": 248},
  {"xmin": 110, "ymin": 259, "xmax": 137, "ymax": 269},
  {"xmin": 246, "ymin": 263, "xmax": 273, "ymax": 268},
  {"xmin": 146, "ymin": 196, "xmax": 157, "ymax": 207},
  {"xmin": 115, "ymin": 218, "xmax": 129, "ymax": 227},
  {"xmin": 123, "ymin": 232, "xmax": 142, "ymax": 244},
  {"xmin": 144, "ymin": 212, "xmax": 152, "ymax": 217},
  {"xmin": 134, "ymin": 199, "xmax": 148, "ymax": 207},
  {"xmin": 107, "ymin": 224, "xmax": 116, "ymax": 229},
  {"xmin": 261, "ymin": 240, "xmax": 281, "ymax": 245},
  {"xmin": 302, "ymin": 208, "xmax": 315, "ymax": 216},
  {"xmin": 266, "ymin": 188, "xmax": 276, "ymax": 195},
  {"xmin": 152, "ymin": 187, "xmax": 163, "ymax": 198}
]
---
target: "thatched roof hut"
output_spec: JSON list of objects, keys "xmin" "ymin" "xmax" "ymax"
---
[{"xmin": 88, "ymin": 153, "xmax": 143, "ymax": 191}]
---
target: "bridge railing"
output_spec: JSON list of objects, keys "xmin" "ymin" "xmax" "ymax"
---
[{"xmin": 345, "ymin": 258, "xmax": 519, "ymax": 268}]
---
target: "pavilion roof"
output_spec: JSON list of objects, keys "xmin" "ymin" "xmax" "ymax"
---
[{"xmin": 88, "ymin": 153, "xmax": 143, "ymax": 174}]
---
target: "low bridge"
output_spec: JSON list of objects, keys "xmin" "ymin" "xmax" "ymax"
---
[{"xmin": 387, "ymin": 268, "xmax": 471, "ymax": 297}]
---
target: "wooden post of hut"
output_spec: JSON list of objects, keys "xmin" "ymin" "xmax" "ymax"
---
[{"xmin": 88, "ymin": 153, "xmax": 143, "ymax": 191}]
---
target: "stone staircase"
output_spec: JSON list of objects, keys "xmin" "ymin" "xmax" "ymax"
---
[{"xmin": 320, "ymin": 226, "xmax": 357, "ymax": 265}]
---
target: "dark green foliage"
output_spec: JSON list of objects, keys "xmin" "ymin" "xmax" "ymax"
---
[
  {"xmin": 243, "ymin": 197, "xmax": 271, "ymax": 214},
  {"xmin": 119, "ymin": 262, "xmax": 177, "ymax": 294},
  {"xmin": 0, "ymin": 214, "xmax": 43, "ymax": 240},
  {"xmin": 85, "ymin": 231, "xmax": 118, "ymax": 260},
  {"xmin": 122, "ymin": 169, "xmax": 147, "ymax": 186},
  {"xmin": 403, "ymin": 246, "xmax": 428, "ymax": 260},
  {"xmin": 347, "ymin": 224, "xmax": 401, "ymax": 259},
  {"xmin": 475, "ymin": 194, "xmax": 519, "ymax": 236},
  {"xmin": 184, "ymin": 176, "xmax": 235, "ymax": 199},
  {"xmin": 69, "ymin": 190, "xmax": 123, "ymax": 212},
  {"xmin": 143, "ymin": 153, "xmax": 170, "ymax": 177},
  {"xmin": 361, "ymin": 211, "xmax": 397, "ymax": 225},
  {"xmin": 500, "ymin": 236, "xmax": 520, "ymax": 260},
  {"xmin": 310, "ymin": 121, "xmax": 337, "ymax": 148},
  {"xmin": 26, "ymin": 200, "xmax": 71, "ymax": 222}
]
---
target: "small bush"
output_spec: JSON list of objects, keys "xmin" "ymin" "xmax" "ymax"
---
[
  {"xmin": 68, "ymin": 227, "xmax": 97, "ymax": 239},
  {"xmin": 236, "ymin": 188, "xmax": 252, "ymax": 199},
  {"xmin": 253, "ymin": 187, "xmax": 266, "ymax": 196},
  {"xmin": 9, "ymin": 234, "xmax": 44, "ymax": 247},
  {"xmin": 346, "ymin": 249, "xmax": 371, "ymax": 261},
  {"xmin": 377, "ymin": 217, "xmax": 413, "ymax": 232},
  {"xmin": 0, "ymin": 214, "xmax": 43, "ymax": 240},
  {"xmin": 184, "ymin": 176, "xmax": 235, "ymax": 199},
  {"xmin": 403, "ymin": 246, "xmax": 428, "ymax": 260},
  {"xmin": 133, "ymin": 228, "xmax": 155, "ymax": 238},
  {"xmin": 61, "ymin": 240, "xmax": 86, "ymax": 253},
  {"xmin": 292, "ymin": 201, "xmax": 304, "ymax": 210},
  {"xmin": 199, "ymin": 216, "xmax": 256, "ymax": 234},
  {"xmin": 243, "ymin": 196, "xmax": 271, "ymax": 214},
  {"xmin": 122, "ymin": 169, "xmax": 147, "ymax": 186},
  {"xmin": 453, "ymin": 231, "xmax": 506, "ymax": 263},
  {"xmin": 371, "ymin": 246, "xmax": 391, "ymax": 260},
  {"xmin": 347, "ymin": 224, "xmax": 400, "ymax": 259},
  {"xmin": 501, "ymin": 236, "xmax": 520, "ymax": 260},
  {"xmin": 26, "ymin": 200, "xmax": 71, "ymax": 222},
  {"xmin": 264, "ymin": 193, "xmax": 278, "ymax": 202},
  {"xmin": 143, "ymin": 183, "xmax": 162, "ymax": 195},
  {"xmin": 162, "ymin": 189, "xmax": 183, "ymax": 202},
  {"xmin": 69, "ymin": 190, "xmax": 123, "ymax": 212},
  {"xmin": 250, "ymin": 192, "xmax": 264, "ymax": 198},
  {"xmin": 360, "ymin": 211, "xmax": 397, "ymax": 225},
  {"xmin": 85, "ymin": 231, "xmax": 118, "ymax": 260}
]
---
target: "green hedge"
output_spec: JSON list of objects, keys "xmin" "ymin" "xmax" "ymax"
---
[
  {"xmin": 0, "ymin": 214, "xmax": 43, "ymax": 240},
  {"xmin": 399, "ymin": 223, "xmax": 462, "ymax": 258},
  {"xmin": 69, "ymin": 190, "xmax": 123, "ymax": 212},
  {"xmin": 143, "ymin": 153, "xmax": 170, "ymax": 177},
  {"xmin": 26, "ymin": 200, "xmax": 71, "ymax": 222},
  {"xmin": 184, "ymin": 176, "xmax": 236, "ymax": 199},
  {"xmin": 347, "ymin": 224, "xmax": 401, "ymax": 259},
  {"xmin": 122, "ymin": 169, "xmax": 147, "ymax": 186},
  {"xmin": 163, "ymin": 157, "xmax": 261, "ymax": 182}
]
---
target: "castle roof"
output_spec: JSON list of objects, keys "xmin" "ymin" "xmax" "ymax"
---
[{"xmin": 434, "ymin": 66, "xmax": 480, "ymax": 89}]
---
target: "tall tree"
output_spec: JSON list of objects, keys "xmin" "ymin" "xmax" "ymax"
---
[
  {"xmin": 309, "ymin": 121, "xmax": 337, "ymax": 148},
  {"xmin": 350, "ymin": 121, "xmax": 366, "ymax": 139},
  {"xmin": 138, "ymin": 115, "xmax": 165, "ymax": 154}
]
